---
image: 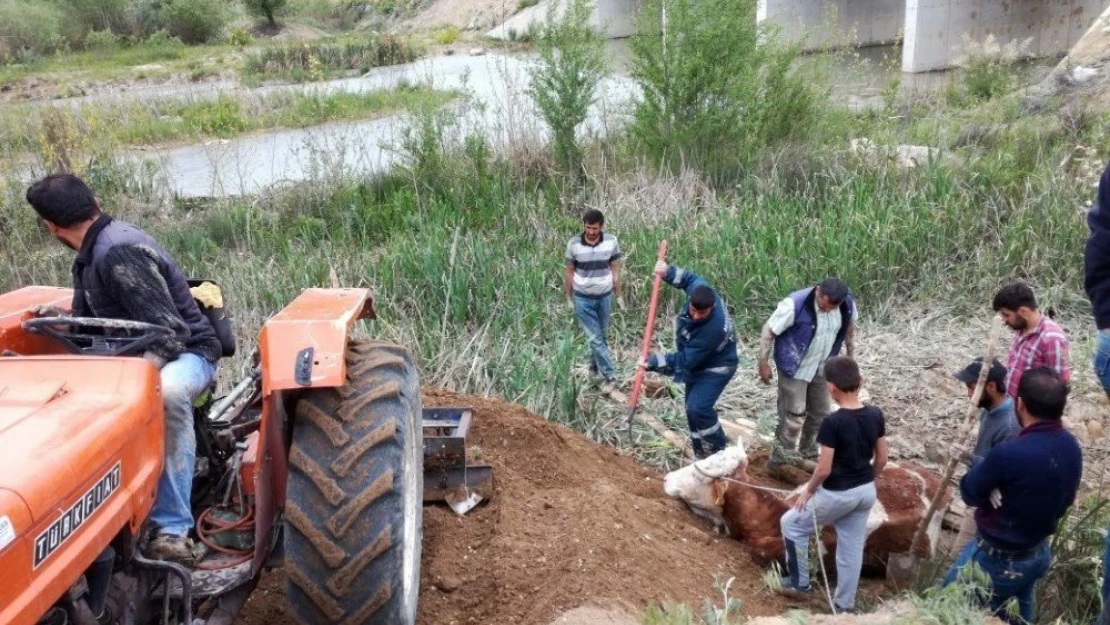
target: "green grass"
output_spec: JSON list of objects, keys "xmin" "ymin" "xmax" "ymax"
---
[
  {"xmin": 0, "ymin": 86, "xmax": 453, "ymax": 158},
  {"xmin": 0, "ymin": 40, "xmax": 235, "ymax": 88},
  {"xmin": 241, "ymin": 36, "xmax": 420, "ymax": 82}
]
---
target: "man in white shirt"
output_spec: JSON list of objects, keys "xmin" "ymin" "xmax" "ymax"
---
[{"xmin": 758, "ymin": 278, "xmax": 857, "ymax": 469}]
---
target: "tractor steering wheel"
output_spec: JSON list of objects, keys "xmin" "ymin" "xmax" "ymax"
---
[{"xmin": 22, "ymin": 316, "xmax": 176, "ymax": 357}]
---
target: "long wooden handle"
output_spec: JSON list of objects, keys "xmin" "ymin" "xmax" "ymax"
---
[
  {"xmin": 629, "ymin": 240, "xmax": 668, "ymax": 413},
  {"xmin": 908, "ymin": 317, "xmax": 1002, "ymax": 555}
]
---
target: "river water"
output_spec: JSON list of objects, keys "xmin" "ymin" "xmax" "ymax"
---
[{"xmin": 24, "ymin": 42, "xmax": 1053, "ymax": 198}]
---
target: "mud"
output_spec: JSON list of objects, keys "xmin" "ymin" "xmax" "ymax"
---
[{"xmin": 238, "ymin": 388, "xmax": 816, "ymax": 624}]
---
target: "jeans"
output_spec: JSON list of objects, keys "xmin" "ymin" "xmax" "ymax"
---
[
  {"xmin": 781, "ymin": 482, "xmax": 877, "ymax": 610},
  {"xmin": 574, "ymin": 293, "xmax": 615, "ymax": 379},
  {"xmin": 685, "ymin": 369, "xmax": 734, "ymax": 458},
  {"xmin": 773, "ymin": 373, "xmax": 832, "ymax": 464},
  {"xmin": 1095, "ymin": 330, "xmax": 1110, "ymax": 397},
  {"xmin": 941, "ymin": 539, "xmax": 1051, "ymax": 624},
  {"xmin": 149, "ymin": 352, "xmax": 217, "ymax": 537}
]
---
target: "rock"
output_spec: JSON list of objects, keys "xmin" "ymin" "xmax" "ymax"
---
[
  {"xmin": 848, "ymin": 137, "xmax": 943, "ymax": 169},
  {"xmin": 436, "ymin": 575, "xmax": 462, "ymax": 592},
  {"xmin": 469, "ymin": 47, "xmax": 486, "ymax": 56},
  {"xmin": 1089, "ymin": 420, "xmax": 1105, "ymax": 441},
  {"xmin": 131, "ymin": 63, "xmax": 165, "ymax": 73},
  {"xmin": 1070, "ymin": 65, "xmax": 1099, "ymax": 85}
]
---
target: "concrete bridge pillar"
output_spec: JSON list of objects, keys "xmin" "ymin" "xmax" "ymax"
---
[
  {"xmin": 757, "ymin": 0, "xmax": 904, "ymax": 49},
  {"xmin": 902, "ymin": 0, "xmax": 1110, "ymax": 72}
]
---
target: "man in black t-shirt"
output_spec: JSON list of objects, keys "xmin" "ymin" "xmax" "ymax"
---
[{"xmin": 778, "ymin": 356, "xmax": 888, "ymax": 613}]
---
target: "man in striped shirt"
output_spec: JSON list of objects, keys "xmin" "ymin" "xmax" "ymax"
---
[
  {"xmin": 992, "ymin": 282, "xmax": 1071, "ymax": 397},
  {"xmin": 565, "ymin": 209, "xmax": 622, "ymax": 386}
]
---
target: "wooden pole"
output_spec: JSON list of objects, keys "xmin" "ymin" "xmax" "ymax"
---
[{"xmin": 907, "ymin": 317, "xmax": 1002, "ymax": 556}]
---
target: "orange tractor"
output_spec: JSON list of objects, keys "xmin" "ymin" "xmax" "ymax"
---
[{"xmin": 0, "ymin": 284, "xmax": 484, "ymax": 625}]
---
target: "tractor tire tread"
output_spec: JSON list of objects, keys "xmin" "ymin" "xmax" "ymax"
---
[{"xmin": 284, "ymin": 339, "xmax": 422, "ymax": 625}]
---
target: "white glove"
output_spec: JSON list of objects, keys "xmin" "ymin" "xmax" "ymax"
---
[
  {"xmin": 653, "ymin": 260, "xmax": 668, "ymax": 276},
  {"xmin": 989, "ymin": 488, "xmax": 1003, "ymax": 509}
]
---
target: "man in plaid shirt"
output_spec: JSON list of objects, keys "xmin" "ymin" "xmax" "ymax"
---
[{"xmin": 992, "ymin": 282, "xmax": 1071, "ymax": 397}]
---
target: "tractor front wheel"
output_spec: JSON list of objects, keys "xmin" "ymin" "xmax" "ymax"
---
[{"xmin": 283, "ymin": 340, "xmax": 423, "ymax": 625}]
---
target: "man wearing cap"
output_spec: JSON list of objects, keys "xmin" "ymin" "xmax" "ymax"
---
[
  {"xmin": 949, "ymin": 358, "xmax": 1020, "ymax": 557},
  {"xmin": 642, "ymin": 260, "xmax": 738, "ymax": 458},
  {"xmin": 758, "ymin": 278, "xmax": 857, "ymax": 469},
  {"xmin": 941, "ymin": 368, "xmax": 1082, "ymax": 625}
]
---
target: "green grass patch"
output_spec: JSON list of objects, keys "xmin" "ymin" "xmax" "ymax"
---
[
  {"xmin": 0, "ymin": 86, "xmax": 453, "ymax": 155},
  {"xmin": 0, "ymin": 39, "xmax": 232, "ymax": 88},
  {"xmin": 241, "ymin": 36, "xmax": 420, "ymax": 82}
]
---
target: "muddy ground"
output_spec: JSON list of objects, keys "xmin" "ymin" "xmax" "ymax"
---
[{"xmin": 237, "ymin": 387, "xmax": 895, "ymax": 625}]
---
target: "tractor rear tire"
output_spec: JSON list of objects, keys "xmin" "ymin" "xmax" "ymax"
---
[{"xmin": 284, "ymin": 340, "xmax": 423, "ymax": 625}]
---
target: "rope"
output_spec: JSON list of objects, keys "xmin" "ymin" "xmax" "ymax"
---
[{"xmin": 691, "ymin": 460, "xmax": 837, "ymax": 614}]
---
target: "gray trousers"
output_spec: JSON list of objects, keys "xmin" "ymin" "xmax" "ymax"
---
[
  {"xmin": 781, "ymin": 482, "xmax": 877, "ymax": 610},
  {"xmin": 773, "ymin": 373, "xmax": 832, "ymax": 463}
]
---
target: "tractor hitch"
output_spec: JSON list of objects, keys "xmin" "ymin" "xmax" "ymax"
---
[{"xmin": 422, "ymin": 407, "xmax": 493, "ymax": 515}]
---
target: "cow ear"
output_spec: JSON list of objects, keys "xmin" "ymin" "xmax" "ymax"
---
[{"xmin": 711, "ymin": 479, "xmax": 728, "ymax": 507}]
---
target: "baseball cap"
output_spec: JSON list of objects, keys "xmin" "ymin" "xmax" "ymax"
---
[{"xmin": 953, "ymin": 357, "xmax": 1007, "ymax": 388}]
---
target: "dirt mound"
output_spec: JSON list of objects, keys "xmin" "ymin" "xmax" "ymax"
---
[{"xmin": 239, "ymin": 388, "xmax": 792, "ymax": 624}]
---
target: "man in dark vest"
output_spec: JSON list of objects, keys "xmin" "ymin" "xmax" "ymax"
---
[
  {"xmin": 26, "ymin": 174, "xmax": 222, "ymax": 565},
  {"xmin": 642, "ymin": 259, "xmax": 738, "ymax": 458},
  {"xmin": 758, "ymin": 278, "xmax": 857, "ymax": 469}
]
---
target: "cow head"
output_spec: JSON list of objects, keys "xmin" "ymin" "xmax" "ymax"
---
[{"xmin": 663, "ymin": 444, "xmax": 747, "ymax": 528}]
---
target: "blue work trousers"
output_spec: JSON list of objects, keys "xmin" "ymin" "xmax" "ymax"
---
[{"xmin": 685, "ymin": 369, "xmax": 734, "ymax": 458}]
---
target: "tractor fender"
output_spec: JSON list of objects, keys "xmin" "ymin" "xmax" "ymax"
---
[
  {"xmin": 257, "ymin": 288, "xmax": 376, "ymax": 394},
  {"xmin": 252, "ymin": 288, "xmax": 376, "ymax": 571}
]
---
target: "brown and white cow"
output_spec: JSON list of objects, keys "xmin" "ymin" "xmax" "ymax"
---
[{"xmin": 663, "ymin": 445, "xmax": 949, "ymax": 567}]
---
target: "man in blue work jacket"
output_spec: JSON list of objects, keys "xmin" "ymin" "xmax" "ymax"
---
[{"xmin": 642, "ymin": 260, "xmax": 738, "ymax": 458}]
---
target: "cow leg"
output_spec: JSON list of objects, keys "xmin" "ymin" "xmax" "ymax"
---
[
  {"xmin": 829, "ymin": 483, "xmax": 877, "ymax": 611},
  {"xmin": 773, "ymin": 376, "xmax": 808, "ymax": 466},
  {"xmin": 798, "ymin": 373, "xmax": 831, "ymax": 459}
]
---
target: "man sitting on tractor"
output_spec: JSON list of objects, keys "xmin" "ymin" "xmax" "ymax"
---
[{"xmin": 26, "ymin": 173, "xmax": 222, "ymax": 564}]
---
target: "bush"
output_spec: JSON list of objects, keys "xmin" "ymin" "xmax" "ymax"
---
[
  {"xmin": 52, "ymin": 0, "xmax": 132, "ymax": 37},
  {"xmin": 227, "ymin": 27, "xmax": 254, "ymax": 47},
  {"xmin": 242, "ymin": 0, "xmax": 289, "ymax": 27},
  {"xmin": 161, "ymin": 0, "xmax": 228, "ymax": 43},
  {"xmin": 84, "ymin": 28, "xmax": 122, "ymax": 51},
  {"xmin": 527, "ymin": 0, "xmax": 605, "ymax": 181},
  {"xmin": 128, "ymin": 0, "xmax": 169, "ymax": 38},
  {"xmin": 0, "ymin": 0, "xmax": 67, "ymax": 61},
  {"xmin": 145, "ymin": 28, "xmax": 186, "ymax": 50},
  {"xmin": 952, "ymin": 34, "xmax": 1030, "ymax": 103},
  {"xmin": 629, "ymin": 0, "xmax": 823, "ymax": 178},
  {"xmin": 434, "ymin": 26, "xmax": 460, "ymax": 45},
  {"xmin": 242, "ymin": 37, "xmax": 418, "ymax": 80}
]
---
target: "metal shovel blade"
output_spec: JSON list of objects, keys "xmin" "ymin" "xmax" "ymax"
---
[{"xmin": 445, "ymin": 486, "xmax": 483, "ymax": 516}]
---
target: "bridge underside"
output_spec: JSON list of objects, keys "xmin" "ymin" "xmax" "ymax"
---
[
  {"xmin": 487, "ymin": 0, "xmax": 1110, "ymax": 73},
  {"xmin": 759, "ymin": 0, "xmax": 1110, "ymax": 72}
]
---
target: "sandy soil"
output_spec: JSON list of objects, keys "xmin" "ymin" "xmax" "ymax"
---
[{"xmin": 236, "ymin": 388, "xmax": 866, "ymax": 624}]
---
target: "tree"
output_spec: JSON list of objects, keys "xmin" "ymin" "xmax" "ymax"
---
[
  {"xmin": 242, "ymin": 0, "xmax": 287, "ymax": 27},
  {"xmin": 527, "ymin": 0, "xmax": 605, "ymax": 183}
]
